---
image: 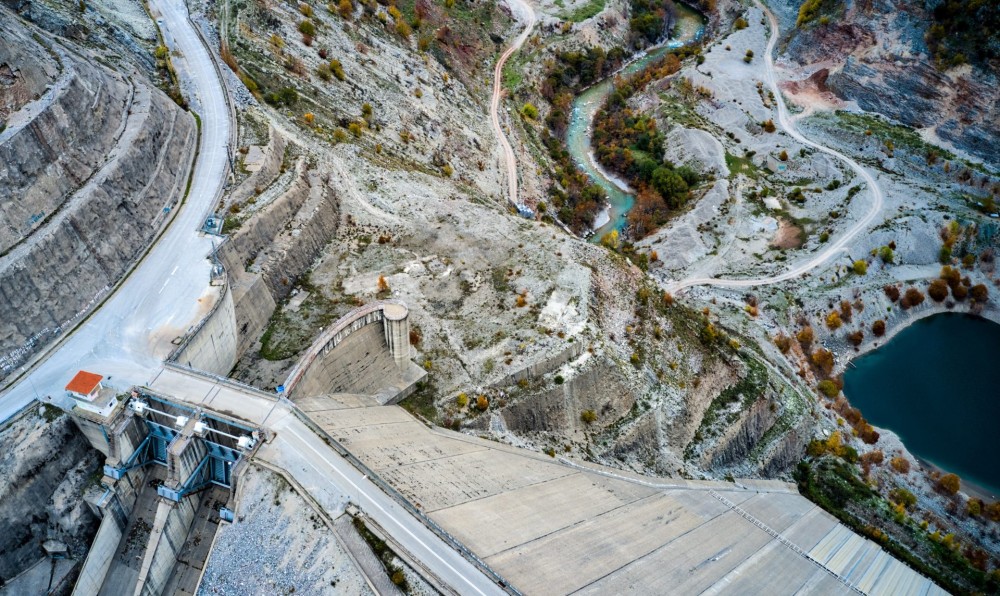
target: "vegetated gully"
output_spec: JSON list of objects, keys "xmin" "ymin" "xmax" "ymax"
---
[
  {"xmin": 554, "ymin": 0, "xmax": 887, "ymax": 291},
  {"xmin": 567, "ymin": 2, "xmax": 706, "ymax": 241}
]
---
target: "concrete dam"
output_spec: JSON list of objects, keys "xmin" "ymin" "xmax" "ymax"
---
[
  {"xmin": 11, "ymin": 289, "xmax": 941, "ymax": 594},
  {"xmin": 68, "ymin": 386, "xmax": 260, "ymax": 595}
]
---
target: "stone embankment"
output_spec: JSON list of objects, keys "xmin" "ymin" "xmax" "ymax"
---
[
  {"xmin": 173, "ymin": 132, "xmax": 340, "ymax": 374},
  {"xmin": 0, "ymin": 12, "xmax": 197, "ymax": 379}
]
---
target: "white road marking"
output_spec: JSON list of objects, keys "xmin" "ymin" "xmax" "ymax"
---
[{"xmin": 283, "ymin": 427, "xmax": 490, "ymax": 596}]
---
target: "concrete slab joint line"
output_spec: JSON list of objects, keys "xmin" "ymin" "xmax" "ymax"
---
[
  {"xmin": 708, "ymin": 491, "xmax": 865, "ymax": 594},
  {"xmin": 289, "ymin": 407, "xmax": 522, "ymax": 595}
]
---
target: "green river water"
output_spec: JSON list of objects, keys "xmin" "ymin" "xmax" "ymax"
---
[{"xmin": 565, "ymin": 2, "xmax": 706, "ymax": 241}]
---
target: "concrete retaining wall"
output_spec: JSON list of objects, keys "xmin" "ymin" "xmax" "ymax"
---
[
  {"xmin": 135, "ymin": 497, "xmax": 197, "ymax": 596},
  {"xmin": 71, "ymin": 514, "xmax": 123, "ymax": 596},
  {"xmin": 172, "ymin": 283, "xmax": 239, "ymax": 376},
  {"xmin": 172, "ymin": 163, "xmax": 337, "ymax": 375}
]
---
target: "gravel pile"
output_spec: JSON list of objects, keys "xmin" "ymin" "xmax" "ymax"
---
[{"xmin": 199, "ymin": 468, "xmax": 372, "ymax": 595}]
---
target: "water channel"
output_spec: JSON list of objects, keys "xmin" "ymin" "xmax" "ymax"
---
[
  {"xmin": 566, "ymin": 2, "xmax": 706, "ymax": 241},
  {"xmin": 843, "ymin": 313, "xmax": 1000, "ymax": 497}
]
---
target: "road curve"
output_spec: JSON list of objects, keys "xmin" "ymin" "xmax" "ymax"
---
[
  {"xmin": 490, "ymin": 0, "xmax": 536, "ymax": 207},
  {"xmin": 664, "ymin": 0, "xmax": 884, "ymax": 294},
  {"xmin": 0, "ymin": 0, "xmax": 230, "ymax": 420}
]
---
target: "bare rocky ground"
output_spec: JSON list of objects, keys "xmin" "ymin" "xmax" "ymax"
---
[
  {"xmin": 198, "ymin": 466, "xmax": 374, "ymax": 595},
  {"xmin": 202, "ymin": 0, "xmax": 825, "ymax": 487},
  {"xmin": 0, "ymin": 405, "xmax": 103, "ymax": 589}
]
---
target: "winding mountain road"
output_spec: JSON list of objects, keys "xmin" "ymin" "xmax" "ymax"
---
[
  {"xmin": 664, "ymin": 1, "xmax": 885, "ymax": 293},
  {"xmin": 490, "ymin": 0, "xmax": 536, "ymax": 207},
  {"xmin": 0, "ymin": 0, "xmax": 229, "ymax": 420}
]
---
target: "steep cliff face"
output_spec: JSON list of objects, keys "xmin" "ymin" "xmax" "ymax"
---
[
  {"xmin": 0, "ymin": 11, "xmax": 197, "ymax": 380},
  {"xmin": 773, "ymin": 0, "xmax": 999, "ymax": 163},
  {"xmin": 0, "ymin": 407, "xmax": 103, "ymax": 583}
]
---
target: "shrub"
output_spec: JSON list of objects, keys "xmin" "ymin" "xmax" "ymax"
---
[
  {"xmin": 970, "ymin": 283, "xmax": 989, "ymax": 302},
  {"xmin": 825, "ymin": 311, "xmax": 842, "ymax": 330},
  {"xmin": 884, "ymin": 285, "xmax": 900, "ymax": 302},
  {"xmin": 878, "ymin": 246, "xmax": 894, "ymax": 263},
  {"xmin": 329, "ymin": 59, "xmax": 345, "ymax": 81},
  {"xmin": 985, "ymin": 501, "xmax": 1000, "ymax": 522},
  {"xmin": 928, "ymin": 279, "xmax": 949, "ymax": 302},
  {"xmin": 762, "ymin": 119, "xmax": 776, "ymax": 133},
  {"xmin": 890, "ymin": 456, "xmax": 911, "ymax": 474},
  {"xmin": 456, "ymin": 393, "xmax": 468, "ymax": 407},
  {"xmin": 349, "ymin": 122, "xmax": 362, "ymax": 137},
  {"xmin": 779, "ymin": 149, "xmax": 789, "ymax": 161},
  {"xmin": 890, "ymin": 487, "xmax": 917, "ymax": 509},
  {"xmin": 521, "ymin": 103, "xmax": 539, "ymax": 119},
  {"xmin": 817, "ymin": 379, "xmax": 839, "ymax": 398},
  {"xmin": 811, "ymin": 348, "xmax": 834, "ymax": 377},
  {"xmin": 952, "ymin": 284, "xmax": 969, "ymax": 301},
  {"xmin": 872, "ymin": 320, "xmax": 886, "ymax": 336},
  {"xmin": 298, "ymin": 19, "xmax": 316, "ymax": 36},
  {"xmin": 299, "ymin": 2, "xmax": 313, "ymax": 16},
  {"xmin": 734, "ymin": 16, "xmax": 748, "ymax": 29},
  {"xmin": 967, "ymin": 498, "xmax": 983, "ymax": 517},
  {"xmin": 847, "ymin": 330, "xmax": 864, "ymax": 346},
  {"xmin": 938, "ymin": 473, "xmax": 960, "ymax": 495},
  {"xmin": 580, "ymin": 409, "xmax": 597, "ymax": 424},
  {"xmin": 317, "ymin": 63, "xmax": 332, "ymax": 81},
  {"xmin": 853, "ymin": 260, "xmax": 868, "ymax": 275},
  {"xmin": 773, "ymin": 333, "xmax": 792, "ymax": 353},
  {"xmin": 900, "ymin": 287, "xmax": 925, "ymax": 309},
  {"xmin": 554, "ymin": 375, "xmax": 565, "ymax": 385},
  {"xmin": 797, "ymin": 326, "xmax": 814, "ymax": 349},
  {"xmin": 338, "ymin": 0, "xmax": 353, "ymax": 19},
  {"xmin": 376, "ymin": 274, "xmax": 390, "ymax": 294},
  {"xmin": 476, "ymin": 395, "xmax": 489, "ymax": 411}
]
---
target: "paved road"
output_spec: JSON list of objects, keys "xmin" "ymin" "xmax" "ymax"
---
[
  {"xmin": 490, "ymin": 0, "xmax": 535, "ymax": 207},
  {"xmin": 0, "ymin": 0, "xmax": 229, "ymax": 421},
  {"xmin": 664, "ymin": 1, "xmax": 885, "ymax": 293},
  {"xmin": 147, "ymin": 367, "xmax": 506, "ymax": 596}
]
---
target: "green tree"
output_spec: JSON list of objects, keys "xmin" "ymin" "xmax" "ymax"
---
[
  {"xmin": 521, "ymin": 102, "xmax": 539, "ymax": 119},
  {"xmin": 852, "ymin": 260, "xmax": 868, "ymax": 275},
  {"xmin": 651, "ymin": 168, "xmax": 688, "ymax": 207},
  {"xmin": 329, "ymin": 59, "xmax": 346, "ymax": 81}
]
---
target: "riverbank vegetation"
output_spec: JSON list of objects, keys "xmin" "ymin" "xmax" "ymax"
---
[
  {"xmin": 537, "ymin": 11, "xmax": 703, "ymax": 235},
  {"xmin": 539, "ymin": 46, "xmax": 628, "ymax": 231},
  {"xmin": 590, "ymin": 51, "xmax": 705, "ymax": 238}
]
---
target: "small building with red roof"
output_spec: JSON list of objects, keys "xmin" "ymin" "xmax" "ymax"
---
[{"xmin": 65, "ymin": 371, "xmax": 116, "ymax": 416}]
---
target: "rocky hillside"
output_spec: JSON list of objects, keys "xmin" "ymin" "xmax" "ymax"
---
[
  {"xmin": 0, "ymin": 405, "xmax": 103, "ymax": 586},
  {"xmin": 771, "ymin": 0, "xmax": 999, "ymax": 164},
  {"xmin": 0, "ymin": 9, "xmax": 196, "ymax": 379}
]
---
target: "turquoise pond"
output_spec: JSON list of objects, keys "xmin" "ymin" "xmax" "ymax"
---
[{"xmin": 843, "ymin": 313, "xmax": 1000, "ymax": 497}]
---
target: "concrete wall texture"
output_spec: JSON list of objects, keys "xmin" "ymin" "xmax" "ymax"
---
[
  {"xmin": 72, "ymin": 515, "xmax": 123, "ymax": 596},
  {"xmin": 172, "ymin": 284, "xmax": 240, "ymax": 376},
  {"xmin": 0, "ymin": 18, "xmax": 197, "ymax": 378},
  {"xmin": 136, "ymin": 498, "xmax": 197, "ymax": 596},
  {"xmin": 173, "ymin": 159, "xmax": 338, "ymax": 376},
  {"xmin": 284, "ymin": 302, "xmax": 413, "ymax": 400}
]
